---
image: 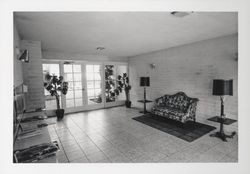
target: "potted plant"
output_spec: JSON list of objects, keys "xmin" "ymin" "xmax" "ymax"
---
[
  {"xmin": 105, "ymin": 65, "xmax": 116, "ymax": 102},
  {"xmin": 43, "ymin": 73, "xmax": 68, "ymax": 119},
  {"xmin": 116, "ymin": 73, "xmax": 132, "ymax": 108}
]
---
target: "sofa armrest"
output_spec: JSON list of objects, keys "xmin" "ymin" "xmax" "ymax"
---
[{"xmin": 186, "ymin": 99, "xmax": 199, "ymax": 121}]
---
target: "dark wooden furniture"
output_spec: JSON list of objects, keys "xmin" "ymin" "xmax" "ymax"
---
[
  {"xmin": 208, "ymin": 115, "xmax": 237, "ymax": 142},
  {"xmin": 137, "ymin": 99, "xmax": 153, "ymax": 114},
  {"xmin": 138, "ymin": 77, "xmax": 151, "ymax": 114},
  {"xmin": 208, "ymin": 116, "xmax": 237, "ymax": 125}
]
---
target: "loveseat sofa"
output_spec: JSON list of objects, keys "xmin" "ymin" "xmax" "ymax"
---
[{"xmin": 151, "ymin": 92, "xmax": 199, "ymax": 124}]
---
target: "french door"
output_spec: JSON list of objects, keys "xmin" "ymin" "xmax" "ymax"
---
[
  {"xmin": 43, "ymin": 60, "xmax": 128, "ymax": 114},
  {"xmin": 63, "ymin": 63, "xmax": 85, "ymax": 113},
  {"xmin": 63, "ymin": 62, "xmax": 105, "ymax": 113}
]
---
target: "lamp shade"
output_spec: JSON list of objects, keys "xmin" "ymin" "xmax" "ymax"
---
[
  {"xmin": 213, "ymin": 79, "xmax": 233, "ymax": 96},
  {"xmin": 140, "ymin": 77, "xmax": 150, "ymax": 87}
]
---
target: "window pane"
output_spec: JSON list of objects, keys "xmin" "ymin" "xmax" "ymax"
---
[
  {"xmin": 94, "ymin": 81, "xmax": 101, "ymax": 89},
  {"xmin": 95, "ymin": 89, "xmax": 101, "ymax": 96},
  {"xmin": 88, "ymin": 97, "xmax": 95, "ymax": 105},
  {"xmin": 64, "ymin": 73, "xmax": 73, "ymax": 81},
  {"xmin": 74, "ymin": 90, "xmax": 82, "ymax": 99},
  {"xmin": 117, "ymin": 65, "xmax": 127, "ymax": 75},
  {"xmin": 86, "ymin": 65, "xmax": 93, "ymax": 72},
  {"xmin": 66, "ymin": 99, "xmax": 74, "ymax": 108},
  {"xmin": 64, "ymin": 65, "xmax": 72, "ymax": 73},
  {"xmin": 86, "ymin": 73, "xmax": 94, "ymax": 80},
  {"xmin": 94, "ymin": 65, "xmax": 100, "ymax": 72},
  {"xmin": 66, "ymin": 91, "xmax": 74, "ymax": 99},
  {"xmin": 74, "ymin": 82, "xmax": 82, "ymax": 90},
  {"xmin": 43, "ymin": 64, "xmax": 60, "ymax": 77},
  {"xmin": 74, "ymin": 73, "xmax": 82, "ymax": 81},
  {"xmin": 94, "ymin": 73, "xmax": 101, "ymax": 80},
  {"xmin": 75, "ymin": 98, "xmax": 82, "ymax": 107},
  {"xmin": 117, "ymin": 65, "xmax": 127, "ymax": 101},
  {"xmin": 73, "ymin": 65, "xmax": 81, "ymax": 72},
  {"xmin": 87, "ymin": 81, "xmax": 94, "ymax": 89},
  {"xmin": 68, "ymin": 82, "xmax": 74, "ymax": 91},
  {"xmin": 105, "ymin": 65, "xmax": 114, "ymax": 80},
  {"xmin": 88, "ymin": 89, "xmax": 94, "ymax": 97}
]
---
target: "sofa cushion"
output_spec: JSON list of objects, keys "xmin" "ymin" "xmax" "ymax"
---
[{"xmin": 153, "ymin": 107, "xmax": 186, "ymax": 117}]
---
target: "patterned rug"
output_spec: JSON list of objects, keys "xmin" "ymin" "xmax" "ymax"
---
[{"xmin": 133, "ymin": 114, "xmax": 216, "ymax": 142}]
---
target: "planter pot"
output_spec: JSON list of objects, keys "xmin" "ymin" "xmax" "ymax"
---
[
  {"xmin": 125, "ymin": 101, "xmax": 132, "ymax": 108},
  {"xmin": 56, "ymin": 109, "xmax": 65, "ymax": 120}
]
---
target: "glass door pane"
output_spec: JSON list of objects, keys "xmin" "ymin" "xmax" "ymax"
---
[
  {"xmin": 116, "ymin": 65, "xmax": 128, "ymax": 101},
  {"xmin": 86, "ymin": 64, "xmax": 102, "ymax": 104},
  {"xmin": 64, "ymin": 64, "xmax": 83, "ymax": 108}
]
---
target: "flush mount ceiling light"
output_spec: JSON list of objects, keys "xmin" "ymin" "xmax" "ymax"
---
[
  {"xmin": 171, "ymin": 11, "xmax": 193, "ymax": 17},
  {"xmin": 63, "ymin": 61, "xmax": 74, "ymax": 64},
  {"xmin": 96, "ymin": 47, "xmax": 105, "ymax": 51}
]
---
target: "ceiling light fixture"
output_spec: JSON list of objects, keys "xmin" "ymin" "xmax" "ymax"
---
[
  {"xmin": 171, "ymin": 11, "xmax": 193, "ymax": 17},
  {"xmin": 96, "ymin": 47, "xmax": 105, "ymax": 51},
  {"xmin": 63, "ymin": 61, "xmax": 74, "ymax": 64}
]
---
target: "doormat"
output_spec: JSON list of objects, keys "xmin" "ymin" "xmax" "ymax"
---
[{"xmin": 133, "ymin": 114, "xmax": 216, "ymax": 142}]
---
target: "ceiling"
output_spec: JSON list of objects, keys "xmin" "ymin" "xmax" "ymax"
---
[{"xmin": 14, "ymin": 12, "xmax": 237, "ymax": 58}]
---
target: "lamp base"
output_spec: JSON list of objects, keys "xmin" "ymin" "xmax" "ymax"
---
[{"xmin": 210, "ymin": 131, "xmax": 236, "ymax": 142}]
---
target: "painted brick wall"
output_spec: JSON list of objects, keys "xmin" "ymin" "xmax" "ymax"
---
[
  {"xmin": 14, "ymin": 23, "xmax": 23, "ymax": 87},
  {"xmin": 21, "ymin": 40, "xmax": 45, "ymax": 110},
  {"xmin": 129, "ymin": 34, "xmax": 238, "ymax": 122}
]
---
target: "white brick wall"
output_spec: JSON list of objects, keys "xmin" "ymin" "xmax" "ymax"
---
[
  {"xmin": 21, "ymin": 40, "xmax": 45, "ymax": 110},
  {"xmin": 129, "ymin": 34, "xmax": 238, "ymax": 122},
  {"xmin": 14, "ymin": 23, "xmax": 23, "ymax": 87}
]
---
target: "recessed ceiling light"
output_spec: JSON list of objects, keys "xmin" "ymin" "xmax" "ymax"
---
[
  {"xmin": 96, "ymin": 47, "xmax": 105, "ymax": 51},
  {"xmin": 171, "ymin": 11, "xmax": 193, "ymax": 17}
]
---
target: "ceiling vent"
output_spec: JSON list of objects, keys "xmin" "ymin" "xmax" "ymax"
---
[{"xmin": 171, "ymin": 11, "xmax": 193, "ymax": 17}]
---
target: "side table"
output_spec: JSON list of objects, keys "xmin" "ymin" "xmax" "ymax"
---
[
  {"xmin": 208, "ymin": 116, "xmax": 237, "ymax": 142},
  {"xmin": 137, "ymin": 99, "xmax": 153, "ymax": 114}
]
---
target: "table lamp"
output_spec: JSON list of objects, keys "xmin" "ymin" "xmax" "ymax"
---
[
  {"xmin": 140, "ymin": 77, "xmax": 150, "ymax": 101},
  {"xmin": 210, "ymin": 79, "xmax": 236, "ymax": 141}
]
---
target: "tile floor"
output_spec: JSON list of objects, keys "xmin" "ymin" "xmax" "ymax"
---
[{"xmin": 47, "ymin": 106, "xmax": 238, "ymax": 163}]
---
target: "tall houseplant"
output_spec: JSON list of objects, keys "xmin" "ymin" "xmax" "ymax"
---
[
  {"xmin": 116, "ymin": 73, "xmax": 132, "ymax": 108},
  {"xmin": 44, "ymin": 73, "xmax": 68, "ymax": 119},
  {"xmin": 105, "ymin": 65, "xmax": 116, "ymax": 102}
]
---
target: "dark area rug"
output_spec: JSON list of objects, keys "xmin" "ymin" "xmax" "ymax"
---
[{"xmin": 133, "ymin": 114, "xmax": 216, "ymax": 142}]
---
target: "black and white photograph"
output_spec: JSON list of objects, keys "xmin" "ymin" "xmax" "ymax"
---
[{"xmin": 1, "ymin": 0, "xmax": 250, "ymax": 174}]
